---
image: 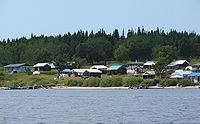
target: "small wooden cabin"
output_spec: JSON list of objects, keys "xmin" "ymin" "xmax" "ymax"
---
[
  {"xmin": 72, "ymin": 69, "xmax": 102, "ymax": 78},
  {"xmin": 167, "ymin": 60, "xmax": 189, "ymax": 70},
  {"xmin": 143, "ymin": 71, "xmax": 155, "ymax": 79},
  {"xmin": 143, "ymin": 61, "xmax": 156, "ymax": 69},
  {"xmin": 33, "ymin": 63, "xmax": 51, "ymax": 71},
  {"xmin": 90, "ymin": 65, "xmax": 108, "ymax": 74},
  {"xmin": 127, "ymin": 61, "xmax": 144, "ymax": 67},
  {"xmin": 83, "ymin": 69, "xmax": 102, "ymax": 78},
  {"xmin": 107, "ymin": 65, "xmax": 127, "ymax": 75}
]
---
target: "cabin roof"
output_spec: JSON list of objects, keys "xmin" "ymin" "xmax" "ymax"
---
[
  {"xmin": 193, "ymin": 62, "xmax": 200, "ymax": 66},
  {"xmin": 90, "ymin": 65, "xmax": 107, "ymax": 69},
  {"xmin": 128, "ymin": 61, "xmax": 144, "ymax": 65},
  {"xmin": 4, "ymin": 64, "xmax": 30, "ymax": 68},
  {"xmin": 144, "ymin": 61, "xmax": 156, "ymax": 66},
  {"xmin": 143, "ymin": 71, "xmax": 155, "ymax": 75},
  {"xmin": 33, "ymin": 63, "xmax": 50, "ymax": 67},
  {"xmin": 107, "ymin": 65, "xmax": 126, "ymax": 70},
  {"xmin": 168, "ymin": 60, "xmax": 189, "ymax": 67},
  {"xmin": 72, "ymin": 69, "xmax": 102, "ymax": 73}
]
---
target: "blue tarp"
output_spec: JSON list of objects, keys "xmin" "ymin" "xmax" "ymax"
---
[
  {"xmin": 62, "ymin": 69, "xmax": 72, "ymax": 72},
  {"xmin": 187, "ymin": 72, "xmax": 200, "ymax": 77},
  {"xmin": 155, "ymin": 83, "xmax": 160, "ymax": 86}
]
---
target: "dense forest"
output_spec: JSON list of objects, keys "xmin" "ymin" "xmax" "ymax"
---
[{"xmin": 0, "ymin": 27, "xmax": 200, "ymax": 68}]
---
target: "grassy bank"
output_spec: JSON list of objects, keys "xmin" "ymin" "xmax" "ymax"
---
[{"xmin": 0, "ymin": 69, "xmax": 199, "ymax": 88}]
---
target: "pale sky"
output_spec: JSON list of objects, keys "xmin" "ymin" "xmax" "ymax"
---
[{"xmin": 0, "ymin": 0, "xmax": 199, "ymax": 40}]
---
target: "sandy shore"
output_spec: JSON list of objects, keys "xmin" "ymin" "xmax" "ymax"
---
[
  {"xmin": 51, "ymin": 86, "xmax": 129, "ymax": 90},
  {"xmin": 1, "ymin": 86, "xmax": 200, "ymax": 90},
  {"xmin": 51, "ymin": 86, "xmax": 200, "ymax": 89}
]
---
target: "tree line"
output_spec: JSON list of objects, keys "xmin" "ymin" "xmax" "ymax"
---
[{"xmin": 0, "ymin": 27, "xmax": 199, "ymax": 69}]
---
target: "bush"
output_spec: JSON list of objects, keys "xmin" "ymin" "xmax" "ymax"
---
[
  {"xmin": 153, "ymin": 78, "xmax": 161, "ymax": 85},
  {"xmin": 26, "ymin": 68, "xmax": 32, "ymax": 75},
  {"xmin": 87, "ymin": 78, "xmax": 100, "ymax": 87},
  {"xmin": 160, "ymin": 79, "xmax": 178, "ymax": 86},
  {"xmin": 111, "ymin": 77, "xmax": 123, "ymax": 87},
  {"xmin": 100, "ymin": 78, "xmax": 112, "ymax": 87},
  {"xmin": 141, "ymin": 79, "xmax": 154, "ymax": 87},
  {"xmin": 65, "ymin": 79, "xmax": 78, "ymax": 86},
  {"xmin": 0, "ymin": 72, "xmax": 4, "ymax": 76},
  {"xmin": 178, "ymin": 79, "xmax": 191, "ymax": 87},
  {"xmin": 122, "ymin": 77, "xmax": 143, "ymax": 87}
]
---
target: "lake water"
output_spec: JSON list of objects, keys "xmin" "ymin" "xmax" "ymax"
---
[{"xmin": 0, "ymin": 89, "xmax": 200, "ymax": 124}]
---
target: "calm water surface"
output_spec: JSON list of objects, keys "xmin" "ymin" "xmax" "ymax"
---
[{"xmin": 0, "ymin": 89, "xmax": 200, "ymax": 124}]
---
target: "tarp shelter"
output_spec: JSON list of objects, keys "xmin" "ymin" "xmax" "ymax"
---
[{"xmin": 187, "ymin": 72, "xmax": 200, "ymax": 83}]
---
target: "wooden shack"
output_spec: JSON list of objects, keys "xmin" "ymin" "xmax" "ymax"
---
[
  {"xmin": 107, "ymin": 65, "xmax": 127, "ymax": 75},
  {"xmin": 83, "ymin": 69, "xmax": 102, "ymax": 78},
  {"xmin": 90, "ymin": 65, "xmax": 108, "ymax": 74},
  {"xmin": 167, "ymin": 60, "xmax": 189, "ymax": 70},
  {"xmin": 143, "ymin": 71, "xmax": 155, "ymax": 79},
  {"xmin": 33, "ymin": 63, "xmax": 51, "ymax": 71}
]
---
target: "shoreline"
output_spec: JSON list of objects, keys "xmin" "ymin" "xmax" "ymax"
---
[{"xmin": 1, "ymin": 86, "xmax": 200, "ymax": 90}]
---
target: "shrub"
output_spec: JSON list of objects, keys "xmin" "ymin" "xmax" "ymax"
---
[
  {"xmin": 122, "ymin": 77, "xmax": 143, "ymax": 87},
  {"xmin": 153, "ymin": 78, "xmax": 161, "ymax": 85},
  {"xmin": 111, "ymin": 77, "xmax": 123, "ymax": 87},
  {"xmin": 25, "ymin": 68, "xmax": 32, "ymax": 75},
  {"xmin": 99, "ymin": 78, "xmax": 112, "ymax": 87},
  {"xmin": 178, "ymin": 79, "xmax": 191, "ymax": 87},
  {"xmin": 160, "ymin": 79, "xmax": 178, "ymax": 86},
  {"xmin": 65, "ymin": 79, "xmax": 78, "ymax": 86},
  {"xmin": 141, "ymin": 79, "xmax": 154, "ymax": 87},
  {"xmin": 87, "ymin": 78, "xmax": 100, "ymax": 87},
  {"xmin": 0, "ymin": 72, "xmax": 4, "ymax": 76}
]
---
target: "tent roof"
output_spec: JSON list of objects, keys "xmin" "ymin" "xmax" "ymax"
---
[
  {"xmin": 62, "ymin": 69, "xmax": 72, "ymax": 72},
  {"xmin": 187, "ymin": 72, "xmax": 200, "ymax": 77},
  {"xmin": 170, "ymin": 75, "xmax": 184, "ymax": 79}
]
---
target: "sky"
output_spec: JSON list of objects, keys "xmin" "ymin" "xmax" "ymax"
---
[{"xmin": 0, "ymin": 0, "xmax": 199, "ymax": 40}]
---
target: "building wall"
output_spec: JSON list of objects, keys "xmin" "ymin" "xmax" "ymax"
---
[
  {"xmin": 34, "ymin": 65, "xmax": 51, "ymax": 71},
  {"xmin": 5, "ymin": 66, "xmax": 31, "ymax": 73}
]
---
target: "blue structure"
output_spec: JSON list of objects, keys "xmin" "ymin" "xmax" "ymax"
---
[
  {"xmin": 62, "ymin": 69, "xmax": 72, "ymax": 72},
  {"xmin": 107, "ymin": 65, "xmax": 127, "ymax": 75},
  {"xmin": 4, "ymin": 64, "xmax": 31, "ymax": 73},
  {"xmin": 187, "ymin": 72, "xmax": 200, "ymax": 83}
]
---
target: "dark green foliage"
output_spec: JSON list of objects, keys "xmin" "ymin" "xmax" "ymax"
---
[
  {"xmin": 122, "ymin": 77, "xmax": 143, "ymax": 87},
  {"xmin": 0, "ymin": 72, "xmax": 4, "ymax": 80},
  {"xmin": 141, "ymin": 79, "xmax": 154, "ymax": 87},
  {"xmin": 160, "ymin": 79, "xmax": 178, "ymax": 86},
  {"xmin": 0, "ymin": 28, "xmax": 199, "ymax": 69},
  {"xmin": 25, "ymin": 68, "xmax": 32, "ymax": 75},
  {"xmin": 178, "ymin": 79, "xmax": 191, "ymax": 87}
]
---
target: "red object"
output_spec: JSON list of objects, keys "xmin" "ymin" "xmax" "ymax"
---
[
  {"xmin": 166, "ymin": 85, "xmax": 168, "ymax": 87},
  {"xmin": 158, "ymin": 85, "xmax": 162, "ymax": 87}
]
